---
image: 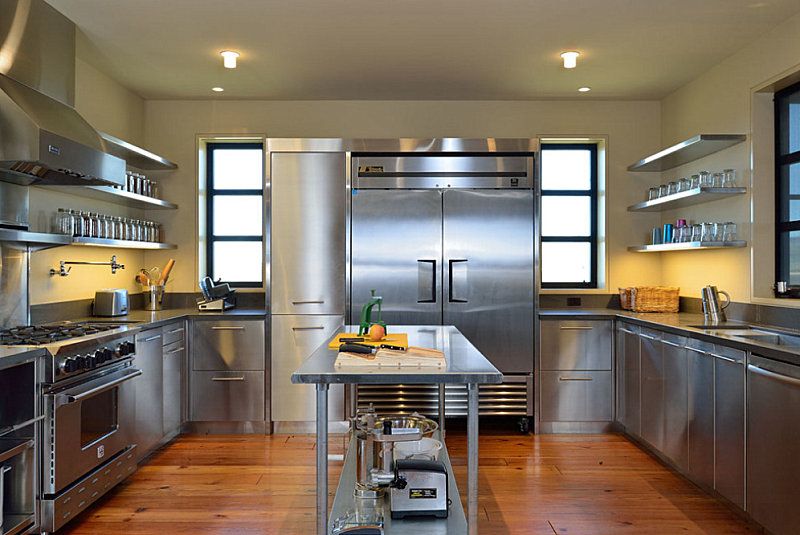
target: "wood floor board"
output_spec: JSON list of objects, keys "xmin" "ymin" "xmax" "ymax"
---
[{"xmin": 60, "ymin": 433, "xmax": 758, "ymax": 535}]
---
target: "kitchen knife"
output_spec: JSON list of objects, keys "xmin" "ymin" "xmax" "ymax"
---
[{"xmin": 339, "ymin": 343, "xmax": 375, "ymax": 354}]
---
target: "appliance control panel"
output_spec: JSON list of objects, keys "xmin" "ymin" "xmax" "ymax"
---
[{"xmin": 54, "ymin": 336, "xmax": 136, "ymax": 380}]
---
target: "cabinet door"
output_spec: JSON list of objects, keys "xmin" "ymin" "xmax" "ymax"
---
[
  {"xmin": 639, "ymin": 333, "xmax": 664, "ymax": 451},
  {"xmin": 687, "ymin": 346, "xmax": 714, "ymax": 489},
  {"xmin": 540, "ymin": 320, "xmax": 612, "ymax": 371},
  {"xmin": 271, "ymin": 315, "xmax": 344, "ymax": 422},
  {"xmin": 162, "ymin": 340, "xmax": 185, "ymax": 437},
  {"xmin": 192, "ymin": 320, "xmax": 265, "ymax": 371},
  {"xmin": 662, "ymin": 338, "xmax": 688, "ymax": 470},
  {"xmin": 271, "ymin": 152, "xmax": 346, "ymax": 315},
  {"xmin": 617, "ymin": 325, "xmax": 641, "ymax": 436},
  {"xmin": 163, "ymin": 321, "xmax": 186, "ymax": 346},
  {"xmin": 713, "ymin": 347, "xmax": 745, "ymax": 508},
  {"xmin": 134, "ymin": 329, "xmax": 163, "ymax": 460}
]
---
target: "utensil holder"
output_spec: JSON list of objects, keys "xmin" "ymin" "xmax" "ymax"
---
[{"xmin": 144, "ymin": 285, "xmax": 165, "ymax": 311}]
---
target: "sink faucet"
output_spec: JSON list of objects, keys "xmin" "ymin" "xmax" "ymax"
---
[{"xmin": 50, "ymin": 255, "xmax": 125, "ymax": 277}]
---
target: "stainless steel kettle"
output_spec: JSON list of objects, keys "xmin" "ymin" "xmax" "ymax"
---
[{"xmin": 701, "ymin": 285, "xmax": 730, "ymax": 323}]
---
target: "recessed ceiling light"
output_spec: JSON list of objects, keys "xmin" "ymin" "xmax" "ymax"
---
[
  {"xmin": 220, "ymin": 50, "xmax": 240, "ymax": 69},
  {"xmin": 560, "ymin": 51, "xmax": 580, "ymax": 69},
  {"xmin": 578, "ymin": 86, "xmax": 591, "ymax": 92},
  {"xmin": 212, "ymin": 87, "xmax": 224, "ymax": 92}
]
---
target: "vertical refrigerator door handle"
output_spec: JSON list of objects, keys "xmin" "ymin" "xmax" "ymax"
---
[
  {"xmin": 417, "ymin": 260, "xmax": 437, "ymax": 303},
  {"xmin": 448, "ymin": 259, "xmax": 468, "ymax": 303}
]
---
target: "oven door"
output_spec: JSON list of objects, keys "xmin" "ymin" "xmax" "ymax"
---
[{"xmin": 44, "ymin": 364, "xmax": 141, "ymax": 494}]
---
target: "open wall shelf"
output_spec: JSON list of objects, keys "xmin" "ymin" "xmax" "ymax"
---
[
  {"xmin": 628, "ymin": 187, "xmax": 746, "ymax": 212},
  {"xmin": 628, "ymin": 134, "xmax": 746, "ymax": 172},
  {"xmin": 43, "ymin": 185, "xmax": 178, "ymax": 210},
  {"xmin": 628, "ymin": 241, "xmax": 747, "ymax": 253},
  {"xmin": 71, "ymin": 237, "xmax": 177, "ymax": 250},
  {"xmin": 100, "ymin": 132, "xmax": 178, "ymax": 171}
]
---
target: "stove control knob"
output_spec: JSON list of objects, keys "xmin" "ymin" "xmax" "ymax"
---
[
  {"xmin": 103, "ymin": 347, "xmax": 114, "ymax": 361},
  {"xmin": 117, "ymin": 342, "xmax": 130, "ymax": 356},
  {"xmin": 123, "ymin": 341, "xmax": 136, "ymax": 355},
  {"xmin": 60, "ymin": 358, "xmax": 79, "ymax": 374},
  {"xmin": 94, "ymin": 349, "xmax": 106, "ymax": 363},
  {"xmin": 86, "ymin": 354, "xmax": 98, "ymax": 368},
  {"xmin": 75, "ymin": 355, "xmax": 88, "ymax": 369}
]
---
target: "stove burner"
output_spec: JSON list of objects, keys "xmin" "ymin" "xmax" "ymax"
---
[{"xmin": 0, "ymin": 323, "xmax": 118, "ymax": 346}]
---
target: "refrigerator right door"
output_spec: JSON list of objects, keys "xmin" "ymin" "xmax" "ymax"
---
[
  {"xmin": 443, "ymin": 189, "xmax": 535, "ymax": 374},
  {"xmin": 350, "ymin": 189, "xmax": 443, "ymax": 326}
]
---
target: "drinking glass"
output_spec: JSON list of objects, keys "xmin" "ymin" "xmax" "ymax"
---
[
  {"xmin": 699, "ymin": 171, "xmax": 712, "ymax": 187},
  {"xmin": 700, "ymin": 222, "xmax": 716, "ymax": 242},
  {"xmin": 691, "ymin": 223, "xmax": 703, "ymax": 242},
  {"xmin": 667, "ymin": 182, "xmax": 678, "ymax": 195},
  {"xmin": 722, "ymin": 222, "xmax": 738, "ymax": 242},
  {"xmin": 711, "ymin": 172, "xmax": 724, "ymax": 187},
  {"xmin": 678, "ymin": 178, "xmax": 690, "ymax": 192},
  {"xmin": 722, "ymin": 169, "xmax": 737, "ymax": 188},
  {"xmin": 690, "ymin": 174, "xmax": 701, "ymax": 189},
  {"xmin": 658, "ymin": 184, "xmax": 669, "ymax": 197},
  {"xmin": 647, "ymin": 187, "xmax": 659, "ymax": 201}
]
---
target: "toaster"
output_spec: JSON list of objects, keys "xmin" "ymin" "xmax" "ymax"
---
[{"xmin": 93, "ymin": 289, "xmax": 129, "ymax": 317}]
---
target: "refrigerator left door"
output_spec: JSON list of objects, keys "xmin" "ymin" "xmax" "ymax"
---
[
  {"xmin": 271, "ymin": 315, "xmax": 344, "ymax": 424},
  {"xmin": 270, "ymin": 152, "xmax": 346, "ymax": 315},
  {"xmin": 443, "ymin": 189, "xmax": 535, "ymax": 374}
]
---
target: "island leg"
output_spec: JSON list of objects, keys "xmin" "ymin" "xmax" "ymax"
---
[
  {"xmin": 467, "ymin": 382, "xmax": 479, "ymax": 535},
  {"xmin": 316, "ymin": 384, "xmax": 329, "ymax": 535},
  {"xmin": 438, "ymin": 383, "xmax": 446, "ymax": 437}
]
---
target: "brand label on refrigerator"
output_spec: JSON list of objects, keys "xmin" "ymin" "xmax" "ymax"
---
[{"xmin": 97, "ymin": 445, "xmax": 105, "ymax": 459}]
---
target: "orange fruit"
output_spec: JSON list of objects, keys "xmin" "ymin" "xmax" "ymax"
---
[{"xmin": 368, "ymin": 324, "xmax": 386, "ymax": 342}]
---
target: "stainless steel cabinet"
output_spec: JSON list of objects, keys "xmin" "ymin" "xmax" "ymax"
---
[
  {"xmin": 539, "ymin": 371, "xmax": 612, "ymax": 422},
  {"xmin": 616, "ymin": 324, "xmax": 641, "ymax": 436},
  {"xmin": 162, "ymin": 339, "xmax": 185, "ymax": 438},
  {"xmin": 687, "ymin": 342, "xmax": 714, "ymax": 490},
  {"xmin": 639, "ymin": 331, "xmax": 664, "ymax": 451},
  {"xmin": 713, "ymin": 345, "xmax": 745, "ymax": 508},
  {"xmin": 134, "ymin": 329, "xmax": 163, "ymax": 461},
  {"xmin": 270, "ymin": 152, "xmax": 346, "ymax": 315},
  {"xmin": 271, "ymin": 315, "xmax": 344, "ymax": 423},
  {"xmin": 190, "ymin": 371, "xmax": 265, "ymax": 422},
  {"xmin": 747, "ymin": 355, "xmax": 800, "ymax": 535},
  {"xmin": 192, "ymin": 320, "xmax": 265, "ymax": 371},
  {"xmin": 662, "ymin": 335, "xmax": 688, "ymax": 470},
  {"xmin": 540, "ymin": 320, "xmax": 612, "ymax": 371}
]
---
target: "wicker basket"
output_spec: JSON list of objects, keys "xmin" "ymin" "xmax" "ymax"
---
[
  {"xmin": 629, "ymin": 286, "xmax": 680, "ymax": 313},
  {"xmin": 618, "ymin": 287, "xmax": 634, "ymax": 310}
]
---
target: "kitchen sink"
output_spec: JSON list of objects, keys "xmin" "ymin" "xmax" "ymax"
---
[
  {"xmin": 85, "ymin": 320, "xmax": 143, "ymax": 325},
  {"xmin": 734, "ymin": 332, "xmax": 800, "ymax": 348},
  {"xmin": 689, "ymin": 324, "xmax": 753, "ymax": 330}
]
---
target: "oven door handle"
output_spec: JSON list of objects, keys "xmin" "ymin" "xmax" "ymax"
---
[{"xmin": 55, "ymin": 369, "xmax": 142, "ymax": 406}]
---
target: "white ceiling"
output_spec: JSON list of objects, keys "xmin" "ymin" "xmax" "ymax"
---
[{"xmin": 47, "ymin": 0, "xmax": 800, "ymax": 100}]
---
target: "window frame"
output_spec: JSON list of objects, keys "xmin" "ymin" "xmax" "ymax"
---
[
  {"xmin": 774, "ymin": 80, "xmax": 800, "ymax": 284},
  {"xmin": 540, "ymin": 143, "xmax": 599, "ymax": 289},
  {"xmin": 205, "ymin": 142, "xmax": 264, "ymax": 288}
]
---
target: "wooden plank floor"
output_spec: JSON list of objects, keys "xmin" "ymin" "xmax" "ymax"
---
[{"xmin": 60, "ymin": 432, "xmax": 760, "ymax": 534}]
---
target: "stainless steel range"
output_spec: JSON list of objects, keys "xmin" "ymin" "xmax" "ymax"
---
[{"xmin": 0, "ymin": 322, "xmax": 141, "ymax": 533}]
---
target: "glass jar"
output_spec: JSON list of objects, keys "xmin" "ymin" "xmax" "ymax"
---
[
  {"xmin": 667, "ymin": 181, "xmax": 678, "ymax": 195},
  {"xmin": 154, "ymin": 222, "xmax": 162, "ymax": 243},
  {"xmin": 53, "ymin": 208, "xmax": 71, "ymax": 235},
  {"xmin": 150, "ymin": 180, "xmax": 158, "ymax": 199},
  {"xmin": 123, "ymin": 218, "xmax": 133, "ymax": 241},
  {"xmin": 722, "ymin": 169, "xmax": 737, "ymax": 188},
  {"xmin": 722, "ymin": 222, "xmax": 738, "ymax": 242}
]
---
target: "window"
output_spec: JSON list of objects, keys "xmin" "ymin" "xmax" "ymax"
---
[
  {"xmin": 206, "ymin": 143, "xmax": 264, "ymax": 287},
  {"xmin": 776, "ymin": 81, "xmax": 800, "ymax": 285},
  {"xmin": 540, "ymin": 144, "xmax": 598, "ymax": 288}
]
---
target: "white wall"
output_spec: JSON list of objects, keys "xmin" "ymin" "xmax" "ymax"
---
[
  {"xmin": 28, "ymin": 38, "xmax": 148, "ymax": 305},
  {"xmin": 659, "ymin": 11, "xmax": 800, "ymax": 303},
  {"xmin": 142, "ymin": 99, "xmax": 663, "ymax": 295}
]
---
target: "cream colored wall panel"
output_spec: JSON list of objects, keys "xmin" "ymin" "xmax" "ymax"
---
[{"xmin": 141, "ymin": 99, "xmax": 663, "ymax": 293}]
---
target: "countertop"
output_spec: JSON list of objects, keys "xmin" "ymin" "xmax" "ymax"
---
[
  {"xmin": 540, "ymin": 308, "xmax": 800, "ymax": 366},
  {"xmin": 292, "ymin": 325, "xmax": 503, "ymax": 385}
]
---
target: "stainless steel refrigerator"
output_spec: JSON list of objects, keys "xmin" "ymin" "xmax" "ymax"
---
[{"xmin": 349, "ymin": 153, "xmax": 536, "ymax": 422}]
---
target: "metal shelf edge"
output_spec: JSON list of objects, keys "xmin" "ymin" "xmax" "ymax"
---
[
  {"xmin": 71, "ymin": 237, "xmax": 178, "ymax": 250},
  {"xmin": 627, "ymin": 187, "xmax": 746, "ymax": 212},
  {"xmin": 100, "ymin": 132, "xmax": 178, "ymax": 171},
  {"xmin": 628, "ymin": 241, "xmax": 747, "ymax": 252},
  {"xmin": 628, "ymin": 134, "xmax": 746, "ymax": 172},
  {"xmin": 41, "ymin": 185, "xmax": 178, "ymax": 210}
]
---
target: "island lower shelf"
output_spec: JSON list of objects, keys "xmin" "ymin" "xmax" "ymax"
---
[{"xmin": 329, "ymin": 429, "xmax": 466, "ymax": 534}]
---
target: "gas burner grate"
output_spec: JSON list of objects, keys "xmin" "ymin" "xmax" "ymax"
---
[{"xmin": 0, "ymin": 323, "xmax": 118, "ymax": 346}]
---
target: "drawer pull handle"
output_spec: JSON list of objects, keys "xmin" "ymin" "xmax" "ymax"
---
[
  {"xmin": 211, "ymin": 326, "xmax": 245, "ymax": 331},
  {"xmin": 211, "ymin": 376, "xmax": 245, "ymax": 382},
  {"xmin": 710, "ymin": 353, "xmax": 740, "ymax": 364},
  {"xmin": 292, "ymin": 326, "xmax": 325, "ymax": 331},
  {"xmin": 168, "ymin": 327, "xmax": 185, "ymax": 334},
  {"xmin": 559, "ymin": 326, "xmax": 594, "ymax": 330},
  {"xmin": 558, "ymin": 377, "xmax": 593, "ymax": 382},
  {"xmin": 143, "ymin": 335, "xmax": 162, "ymax": 342},
  {"xmin": 292, "ymin": 300, "xmax": 325, "ymax": 305},
  {"xmin": 166, "ymin": 346, "xmax": 185, "ymax": 354}
]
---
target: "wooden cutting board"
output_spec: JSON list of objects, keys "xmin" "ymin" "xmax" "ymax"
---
[
  {"xmin": 327, "ymin": 332, "xmax": 409, "ymax": 350},
  {"xmin": 334, "ymin": 346, "xmax": 445, "ymax": 368}
]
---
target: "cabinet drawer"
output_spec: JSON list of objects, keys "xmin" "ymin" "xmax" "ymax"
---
[
  {"xmin": 539, "ymin": 371, "xmax": 613, "ymax": 422},
  {"xmin": 163, "ymin": 322, "xmax": 186, "ymax": 346},
  {"xmin": 540, "ymin": 320, "xmax": 612, "ymax": 370},
  {"xmin": 192, "ymin": 320, "xmax": 265, "ymax": 371},
  {"xmin": 190, "ymin": 371, "xmax": 265, "ymax": 422}
]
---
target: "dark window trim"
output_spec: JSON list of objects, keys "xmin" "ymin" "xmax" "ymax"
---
[
  {"xmin": 206, "ymin": 142, "xmax": 264, "ymax": 288},
  {"xmin": 774, "ymin": 81, "xmax": 800, "ymax": 284},
  {"xmin": 540, "ymin": 143, "xmax": 599, "ymax": 289}
]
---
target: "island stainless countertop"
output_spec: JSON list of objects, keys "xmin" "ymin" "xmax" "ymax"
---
[{"xmin": 291, "ymin": 325, "xmax": 503, "ymax": 385}]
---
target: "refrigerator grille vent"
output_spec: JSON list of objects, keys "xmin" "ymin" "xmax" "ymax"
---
[{"xmin": 356, "ymin": 382, "xmax": 529, "ymax": 416}]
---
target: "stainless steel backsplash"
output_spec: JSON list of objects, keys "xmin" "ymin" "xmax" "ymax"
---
[{"xmin": 0, "ymin": 243, "xmax": 28, "ymax": 327}]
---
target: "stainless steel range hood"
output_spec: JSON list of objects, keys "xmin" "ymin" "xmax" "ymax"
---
[{"xmin": 0, "ymin": 0, "xmax": 126, "ymax": 187}]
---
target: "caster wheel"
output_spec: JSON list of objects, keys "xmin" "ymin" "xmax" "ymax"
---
[{"xmin": 517, "ymin": 417, "xmax": 530, "ymax": 434}]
